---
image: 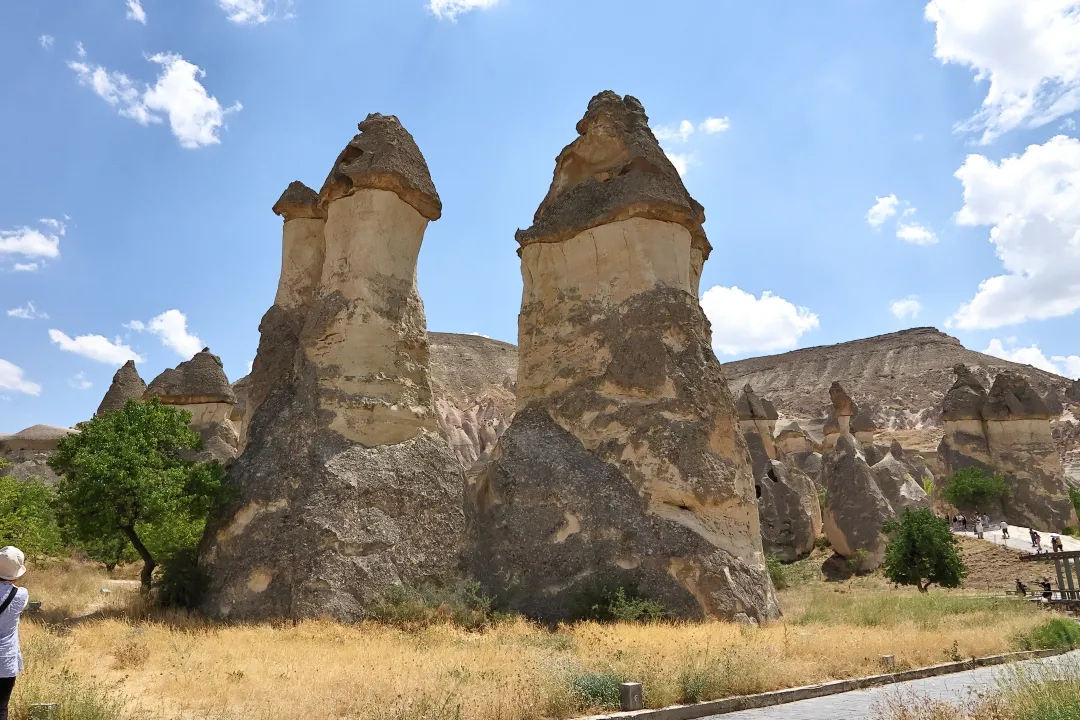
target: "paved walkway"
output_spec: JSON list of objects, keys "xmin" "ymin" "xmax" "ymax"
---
[
  {"xmin": 708, "ymin": 651, "xmax": 1079, "ymax": 719},
  {"xmin": 959, "ymin": 523, "xmax": 1080, "ymax": 555}
]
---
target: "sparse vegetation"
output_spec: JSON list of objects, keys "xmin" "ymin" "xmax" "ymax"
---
[
  {"xmin": 882, "ymin": 509, "xmax": 967, "ymax": 592},
  {"xmin": 941, "ymin": 467, "xmax": 1008, "ymax": 513},
  {"xmin": 1014, "ymin": 618, "xmax": 1080, "ymax": 651},
  {"xmin": 765, "ymin": 554, "xmax": 787, "ymax": 589},
  {"xmin": 1071, "ymin": 489, "xmax": 1080, "ymax": 523}
]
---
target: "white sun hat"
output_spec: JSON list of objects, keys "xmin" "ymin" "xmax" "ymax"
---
[{"xmin": 0, "ymin": 547, "xmax": 26, "ymax": 581}]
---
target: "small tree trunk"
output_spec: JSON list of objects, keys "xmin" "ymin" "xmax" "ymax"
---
[
  {"xmin": 121, "ymin": 526, "xmax": 155, "ymax": 593},
  {"xmin": 918, "ymin": 580, "xmax": 932, "ymax": 593}
]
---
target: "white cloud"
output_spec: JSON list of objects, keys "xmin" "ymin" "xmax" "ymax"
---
[
  {"xmin": 428, "ymin": 0, "xmax": 500, "ymax": 20},
  {"xmin": 126, "ymin": 0, "xmax": 147, "ymax": 24},
  {"xmin": 12, "ymin": 263, "xmax": 39, "ymax": 272},
  {"xmin": 949, "ymin": 135, "xmax": 1080, "ymax": 330},
  {"xmin": 655, "ymin": 120, "xmax": 696, "ymax": 144},
  {"xmin": 39, "ymin": 35, "xmax": 54, "ymax": 50},
  {"xmin": 218, "ymin": 0, "xmax": 288, "ymax": 24},
  {"xmin": 69, "ymin": 51, "xmax": 241, "ymax": 149},
  {"xmin": 129, "ymin": 309, "xmax": 203, "ymax": 358},
  {"xmin": 925, "ymin": 0, "xmax": 1080, "ymax": 144},
  {"xmin": 665, "ymin": 152, "xmax": 693, "ymax": 177},
  {"xmin": 700, "ymin": 285, "xmax": 820, "ymax": 356},
  {"xmin": 68, "ymin": 372, "xmax": 93, "ymax": 390},
  {"xmin": 983, "ymin": 338, "xmax": 1069, "ymax": 375},
  {"xmin": 699, "ymin": 116, "xmax": 731, "ymax": 134},
  {"xmin": 0, "ymin": 360, "xmax": 41, "ymax": 397},
  {"xmin": 0, "ymin": 218, "xmax": 64, "ymax": 266},
  {"xmin": 867, "ymin": 194, "xmax": 899, "ymax": 229},
  {"xmin": 890, "ymin": 296, "xmax": 922, "ymax": 320},
  {"xmin": 895, "ymin": 221, "xmax": 939, "ymax": 245},
  {"xmin": 7, "ymin": 302, "xmax": 48, "ymax": 320},
  {"xmin": 1063, "ymin": 118, "xmax": 1077, "ymax": 131},
  {"xmin": 75, "ymin": 41, "xmax": 86, "ymax": 58},
  {"xmin": 1052, "ymin": 354, "xmax": 1080, "ymax": 379},
  {"xmin": 49, "ymin": 329, "xmax": 144, "ymax": 365}
]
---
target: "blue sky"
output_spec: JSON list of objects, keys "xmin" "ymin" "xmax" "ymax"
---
[{"xmin": 3, "ymin": 0, "xmax": 1080, "ymax": 433}]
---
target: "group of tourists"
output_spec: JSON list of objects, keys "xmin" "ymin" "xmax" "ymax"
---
[
  {"xmin": 951, "ymin": 513, "xmax": 1001, "ymax": 539},
  {"xmin": 1027, "ymin": 528, "xmax": 1066, "ymax": 553},
  {"xmin": 1015, "ymin": 576, "xmax": 1056, "ymax": 600}
]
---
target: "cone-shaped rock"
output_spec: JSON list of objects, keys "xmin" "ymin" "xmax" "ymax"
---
[
  {"xmin": 820, "ymin": 434, "xmax": 895, "ymax": 571},
  {"xmin": 870, "ymin": 442, "xmax": 931, "ymax": 513},
  {"xmin": 465, "ymin": 92, "xmax": 779, "ymax": 623},
  {"xmin": 757, "ymin": 460, "xmax": 821, "ymax": 562},
  {"xmin": 146, "ymin": 348, "xmax": 239, "ymax": 462},
  {"xmin": 96, "ymin": 360, "xmax": 146, "ymax": 416},
  {"xmin": 736, "ymin": 384, "xmax": 779, "ymax": 482},
  {"xmin": 201, "ymin": 116, "xmax": 463, "ymax": 622}
]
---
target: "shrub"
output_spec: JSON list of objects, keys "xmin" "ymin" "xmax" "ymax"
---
[
  {"xmin": 882, "ymin": 509, "xmax": 967, "ymax": 592},
  {"xmin": 576, "ymin": 586, "xmax": 672, "ymax": 623},
  {"xmin": 569, "ymin": 672, "xmax": 625, "ymax": 709},
  {"xmin": 941, "ymin": 467, "xmax": 1008, "ymax": 512},
  {"xmin": 1015, "ymin": 618, "xmax": 1080, "ymax": 651},
  {"xmin": 765, "ymin": 555, "xmax": 787, "ymax": 590},
  {"xmin": 1063, "ymin": 526, "xmax": 1079, "ymax": 538},
  {"xmin": 368, "ymin": 581, "xmax": 501, "ymax": 630},
  {"xmin": 155, "ymin": 548, "xmax": 208, "ymax": 610},
  {"xmin": 0, "ymin": 470, "xmax": 64, "ymax": 558},
  {"xmin": 1071, "ymin": 489, "xmax": 1080, "ymax": 521}
]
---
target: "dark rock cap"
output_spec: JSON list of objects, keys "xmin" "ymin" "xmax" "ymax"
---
[
  {"xmin": 1043, "ymin": 388, "xmax": 1064, "ymax": 416},
  {"xmin": 776, "ymin": 422, "xmax": 810, "ymax": 440},
  {"xmin": 272, "ymin": 181, "xmax": 324, "ymax": 221},
  {"xmin": 319, "ymin": 114, "xmax": 442, "ymax": 221},
  {"xmin": 889, "ymin": 440, "xmax": 905, "ymax": 459},
  {"xmin": 145, "ymin": 348, "xmax": 236, "ymax": 406},
  {"xmin": 942, "ymin": 364, "xmax": 987, "ymax": 422},
  {"xmin": 515, "ymin": 91, "xmax": 710, "ymax": 257},
  {"xmin": 983, "ymin": 371, "xmax": 1051, "ymax": 421},
  {"xmin": 96, "ymin": 360, "xmax": 147, "ymax": 416},
  {"xmin": 829, "ymin": 381, "xmax": 857, "ymax": 417},
  {"xmin": 851, "ymin": 406, "xmax": 876, "ymax": 433},
  {"xmin": 736, "ymin": 384, "xmax": 778, "ymax": 421}
]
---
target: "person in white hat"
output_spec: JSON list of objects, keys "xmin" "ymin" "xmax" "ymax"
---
[{"xmin": 0, "ymin": 547, "xmax": 28, "ymax": 720}]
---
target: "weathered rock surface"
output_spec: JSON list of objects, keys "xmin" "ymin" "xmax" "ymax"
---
[
  {"xmin": 871, "ymin": 442, "xmax": 931, "ymax": 513},
  {"xmin": 465, "ymin": 91, "xmax": 779, "ymax": 623},
  {"xmin": 736, "ymin": 385, "xmax": 778, "ymax": 482},
  {"xmin": 1044, "ymin": 388, "xmax": 1064, "ymax": 416},
  {"xmin": 146, "ymin": 348, "xmax": 239, "ymax": 463},
  {"xmin": 757, "ymin": 460, "xmax": 821, "ymax": 562},
  {"xmin": 201, "ymin": 115, "xmax": 464, "ymax": 622},
  {"xmin": 96, "ymin": 360, "xmax": 146, "ymax": 416},
  {"xmin": 0, "ymin": 425, "xmax": 77, "ymax": 484},
  {"xmin": 1067, "ymin": 380, "xmax": 1080, "ymax": 404},
  {"xmin": 776, "ymin": 423, "xmax": 814, "ymax": 455},
  {"xmin": 819, "ymin": 434, "xmax": 895, "ymax": 570}
]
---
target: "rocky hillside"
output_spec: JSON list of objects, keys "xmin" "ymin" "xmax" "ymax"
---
[{"xmin": 721, "ymin": 327, "xmax": 1071, "ymax": 429}]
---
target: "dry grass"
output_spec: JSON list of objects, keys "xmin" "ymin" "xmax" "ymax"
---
[{"xmin": 9, "ymin": 562, "xmax": 1066, "ymax": 720}]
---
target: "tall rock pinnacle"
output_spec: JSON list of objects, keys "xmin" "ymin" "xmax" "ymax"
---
[
  {"xmin": 201, "ymin": 116, "xmax": 464, "ymax": 622},
  {"xmin": 465, "ymin": 91, "xmax": 780, "ymax": 623},
  {"xmin": 95, "ymin": 360, "xmax": 146, "ymax": 416}
]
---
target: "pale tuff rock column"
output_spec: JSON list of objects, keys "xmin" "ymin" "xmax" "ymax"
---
[
  {"xmin": 938, "ymin": 364, "xmax": 994, "ymax": 478},
  {"xmin": 736, "ymin": 384, "xmax": 779, "ymax": 481},
  {"xmin": 466, "ymin": 91, "xmax": 780, "ymax": 623},
  {"xmin": 238, "ymin": 182, "xmax": 326, "ymax": 450},
  {"xmin": 201, "ymin": 115, "xmax": 464, "ymax": 622}
]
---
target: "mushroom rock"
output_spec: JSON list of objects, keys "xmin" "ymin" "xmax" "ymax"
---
[
  {"xmin": 982, "ymin": 372, "xmax": 1078, "ymax": 529},
  {"xmin": 775, "ymin": 422, "xmax": 813, "ymax": 455},
  {"xmin": 96, "ymin": 360, "xmax": 147, "ymax": 416},
  {"xmin": 851, "ymin": 406, "xmax": 876, "ymax": 446},
  {"xmin": 0, "ymin": 425, "xmax": 78, "ymax": 484},
  {"xmin": 736, "ymin": 384, "xmax": 779, "ymax": 482},
  {"xmin": 238, "ymin": 181, "xmax": 327, "ymax": 450},
  {"xmin": 870, "ymin": 441, "xmax": 931, "ymax": 513},
  {"xmin": 145, "ymin": 348, "xmax": 239, "ymax": 463},
  {"xmin": 465, "ymin": 91, "xmax": 779, "ymax": 623},
  {"xmin": 200, "ymin": 115, "xmax": 464, "ymax": 622},
  {"xmin": 820, "ymin": 434, "xmax": 895, "ymax": 571},
  {"xmin": 938, "ymin": 364, "xmax": 995, "ymax": 479},
  {"xmin": 823, "ymin": 382, "xmax": 860, "ymax": 449},
  {"xmin": 757, "ymin": 460, "xmax": 822, "ymax": 562}
]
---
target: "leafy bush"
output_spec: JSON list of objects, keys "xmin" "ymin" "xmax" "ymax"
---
[
  {"xmin": 575, "ymin": 586, "xmax": 672, "ymax": 623},
  {"xmin": 941, "ymin": 467, "xmax": 1008, "ymax": 512},
  {"xmin": 0, "ymin": 469, "xmax": 64, "ymax": 558},
  {"xmin": 1015, "ymin": 618, "xmax": 1080, "ymax": 651},
  {"xmin": 765, "ymin": 555, "xmax": 787, "ymax": 590},
  {"xmin": 569, "ymin": 672, "xmax": 625, "ymax": 709},
  {"xmin": 368, "ymin": 581, "xmax": 502, "ymax": 630},
  {"xmin": 1063, "ymin": 526, "xmax": 1079, "ymax": 538},
  {"xmin": 882, "ymin": 508, "xmax": 967, "ymax": 592},
  {"xmin": 155, "ymin": 548, "xmax": 208, "ymax": 610}
]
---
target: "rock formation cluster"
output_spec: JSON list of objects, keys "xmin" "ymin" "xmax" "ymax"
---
[
  {"xmin": 200, "ymin": 115, "xmax": 464, "ymax": 621},
  {"xmin": 939, "ymin": 366, "xmax": 1078, "ymax": 530},
  {"xmin": 145, "ymin": 348, "xmax": 239, "ymax": 463},
  {"xmin": 464, "ymin": 92, "xmax": 779, "ymax": 623},
  {"xmin": 0, "ymin": 425, "xmax": 77, "ymax": 484}
]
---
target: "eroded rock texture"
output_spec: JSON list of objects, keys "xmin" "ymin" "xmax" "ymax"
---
[
  {"xmin": 736, "ymin": 385, "xmax": 778, "ymax": 482},
  {"xmin": 465, "ymin": 91, "xmax": 779, "ymax": 623},
  {"xmin": 938, "ymin": 366, "xmax": 1078, "ymax": 529},
  {"xmin": 0, "ymin": 425, "xmax": 76, "ymax": 484},
  {"xmin": 820, "ymin": 435, "xmax": 895, "ymax": 571},
  {"xmin": 145, "ymin": 349, "xmax": 239, "ymax": 463},
  {"xmin": 870, "ymin": 442, "xmax": 931, "ymax": 513},
  {"xmin": 201, "ymin": 115, "xmax": 464, "ymax": 622},
  {"xmin": 96, "ymin": 361, "xmax": 147, "ymax": 416},
  {"xmin": 757, "ymin": 460, "xmax": 821, "ymax": 562}
]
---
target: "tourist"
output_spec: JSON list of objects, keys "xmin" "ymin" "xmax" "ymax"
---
[
  {"xmin": 1030, "ymin": 528, "xmax": 1039, "ymax": 547},
  {"xmin": 1015, "ymin": 578, "xmax": 1028, "ymax": 596},
  {"xmin": 982, "ymin": 514, "xmax": 990, "ymax": 528},
  {"xmin": 1034, "ymin": 532, "xmax": 1043, "ymax": 552},
  {"xmin": 1040, "ymin": 577, "xmax": 1053, "ymax": 600},
  {"xmin": 1000, "ymin": 521, "xmax": 1009, "ymax": 539},
  {"xmin": 1051, "ymin": 535, "xmax": 1063, "ymax": 553},
  {"xmin": 961, "ymin": 514, "xmax": 968, "ymax": 531},
  {"xmin": 975, "ymin": 517, "xmax": 984, "ymax": 539},
  {"xmin": 0, "ymin": 547, "xmax": 28, "ymax": 720}
]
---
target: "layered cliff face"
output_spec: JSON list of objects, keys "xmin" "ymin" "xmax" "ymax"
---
[
  {"xmin": 96, "ymin": 361, "xmax": 147, "ymax": 417},
  {"xmin": 466, "ymin": 91, "xmax": 779, "ymax": 623},
  {"xmin": 201, "ymin": 115, "xmax": 464, "ymax": 622},
  {"xmin": 0, "ymin": 425, "xmax": 77, "ymax": 484},
  {"xmin": 145, "ymin": 349, "xmax": 239, "ymax": 463},
  {"xmin": 938, "ymin": 366, "xmax": 1077, "ymax": 529}
]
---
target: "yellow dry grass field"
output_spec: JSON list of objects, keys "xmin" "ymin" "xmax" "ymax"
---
[{"xmin": 10, "ymin": 562, "xmax": 1065, "ymax": 720}]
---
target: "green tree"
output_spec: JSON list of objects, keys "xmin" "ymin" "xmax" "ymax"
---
[
  {"xmin": 1071, "ymin": 489, "xmax": 1080, "ymax": 521},
  {"xmin": 941, "ymin": 467, "xmax": 1008, "ymax": 513},
  {"xmin": 0, "ymin": 464, "xmax": 64, "ymax": 558},
  {"xmin": 882, "ymin": 508, "xmax": 967, "ymax": 592},
  {"xmin": 48, "ymin": 399, "xmax": 227, "ymax": 591}
]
